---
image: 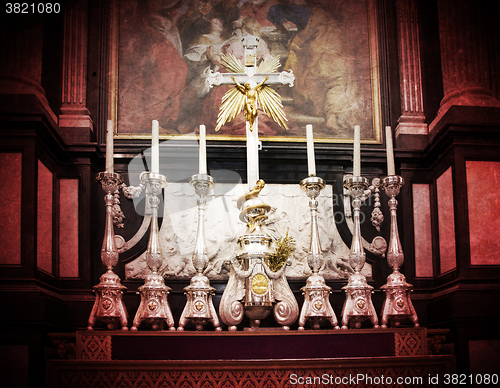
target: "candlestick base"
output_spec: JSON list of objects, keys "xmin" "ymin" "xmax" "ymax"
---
[
  {"xmin": 298, "ymin": 275, "xmax": 339, "ymax": 330},
  {"xmin": 178, "ymin": 273, "xmax": 221, "ymax": 331},
  {"xmin": 380, "ymin": 270, "xmax": 419, "ymax": 328},
  {"xmin": 87, "ymin": 270, "xmax": 128, "ymax": 330},
  {"xmin": 131, "ymin": 273, "xmax": 175, "ymax": 331},
  {"xmin": 340, "ymin": 272, "xmax": 379, "ymax": 329}
]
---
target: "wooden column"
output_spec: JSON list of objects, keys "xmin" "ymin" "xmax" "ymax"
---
[
  {"xmin": 59, "ymin": 0, "xmax": 94, "ymax": 142},
  {"xmin": 0, "ymin": 13, "xmax": 57, "ymax": 122},
  {"xmin": 432, "ymin": 0, "xmax": 500, "ymax": 128},
  {"xmin": 395, "ymin": 0, "xmax": 427, "ymax": 145}
]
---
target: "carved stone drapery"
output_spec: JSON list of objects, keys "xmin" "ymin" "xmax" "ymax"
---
[{"xmin": 123, "ymin": 183, "xmax": 362, "ymax": 282}]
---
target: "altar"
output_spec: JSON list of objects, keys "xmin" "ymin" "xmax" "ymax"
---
[{"xmin": 48, "ymin": 328, "xmax": 453, "ymax": 387}]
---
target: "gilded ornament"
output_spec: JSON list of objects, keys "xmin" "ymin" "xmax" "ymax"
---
[
  {"xmin": 102, "ymin": 299, "xmax": 112, "ymax": 310},
  {"xmin": 313, "ymin": 300, "xmax": 323, "ymax": 311},
  {"xmin": 194, "ymin": 301, "xmax": 204, "ymax": 312},
  {"xmin": 356, "ymin": 298, "xmax": 367, "ymax": 311},
  {"xmin": 251, "ymin": 274, "xmax": 268, "ymax": 295},
  {"xmin": 147, "ymin": 300, "xmax": 158, "ymax": 312}
]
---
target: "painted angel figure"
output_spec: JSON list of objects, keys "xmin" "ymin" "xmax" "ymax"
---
[{"xmin": 215, "ymin": 53, "xmax": 289, "ymax": 132}]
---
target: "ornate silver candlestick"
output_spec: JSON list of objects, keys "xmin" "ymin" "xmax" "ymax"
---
[
  {"xmin": 298, "ymin": 176, "xmax": 339, "ymax": 330},
  {"xmin": 341, "ymin": 176, "xmax": 379, "ymax": 329},
  {"xmin": 380, "ymin": 175, "xmax": 419, "ymax": 328},
  {"xmin": 219, "ymin": 180, "xmax": 299, "ymax": 330},
  {"xmin": 88, "ymin": 172, "xmax": 128, "ymax": 330},
  {"xmin": 178, "ymin": 174, "xmax": 221, "ymax": 331},
  {"xmin": 131, "ymin": 172, "xmax": 175, "ymax": 331}
]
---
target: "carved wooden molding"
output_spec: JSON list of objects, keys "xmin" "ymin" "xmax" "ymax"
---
[
  {"xmin": 60, "ymin": 0, "xmax": 93, "ymax": 133},
  {"xmin": 50, "ymin": 355, "xmax": 454, "ymax": 387},
  {"xmin": 395, "ymin": 328, "xmax": 426, "ymax": 356},
  {"xmin": 395, "ymin": 0, "xmax": 427, "ymax": 137},
  {"xmin": 77, "ymin": 334, "xmax": 112, "ymax": 361}
]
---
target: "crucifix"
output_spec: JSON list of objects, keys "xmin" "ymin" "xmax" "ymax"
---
[{"xmin": 206, "ymin": 34, "xmax": 295, "ymax": 190}]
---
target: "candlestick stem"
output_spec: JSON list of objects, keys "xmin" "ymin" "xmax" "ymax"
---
[
  {"xmin": 178, "ymin": 174, "xmax": 221, "ymax": 331},
  {"xmin": 298, "ymin": 176, "xmax": 338, "ymax": 330},
  {"xmin": 380, "ymin": 175, "xmax": 419, "ymax": 328},
  {"xmin": 131, "ymin": 172, "xmax": 175, "ymax": 331},
  {"xmin": 191, "ymin": 175, "xmax": 212, "ymax": 273},
  {"xmin": 88, "ymin": 172, "xmax": 128, "ymax": 330},
  {"xmin": 341, "ymin": 175, "xmax": 379, "ymax": 329}
]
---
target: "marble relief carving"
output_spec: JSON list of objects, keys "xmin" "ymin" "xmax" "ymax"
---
[{"xmin": 125, "ymin": 183, "xmax": 370, "ymax": 281}]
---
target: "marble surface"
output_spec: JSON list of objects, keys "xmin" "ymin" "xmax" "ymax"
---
[
  {"xmin": 412, "ymin": 183, "xmax": 433, "ymax": 277},
  {"xmin": 59, "ymin": 179, "xmax": 80, "ymax": 278},
  {"xmin": 0, "ymin": 152, "xmax": 22, "ymax": 265},
  {"xmin": 466, "ymin": 161, "xmax": 500, "ymax": 265},
  {"xmin": 37, "ymin": 160, "xmax": 53, "ymax": 274},
  {"xmin": 436, "ymin": 167, "xmax": 456, "ymax": 274}
]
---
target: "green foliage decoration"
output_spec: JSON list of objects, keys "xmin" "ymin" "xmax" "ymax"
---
[{"xmin": 268, "ymin": 229, "xmax": 296, "ymax": 272}]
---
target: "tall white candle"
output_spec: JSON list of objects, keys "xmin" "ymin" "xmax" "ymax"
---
[
  {"xmin": 306, "ymin": 124, "xmax": 316, "ymax": 176},
  {"xmin": 386, "ymin": 126, "xmax": 395, "ymax": 176},
  {"xmin": 105, "ymin": 120, "xmax": 114, "ymax": 173},
  {"xmin": 353, "ymin": 125, "xmax": 361, "ymax": 177},
  {"xmin": 151, "ymin": 120, "xmax": 159, "ymax": 173},
  {"xmin": 199, "ymin": 124, "xmax": 207, "ymax": 174}
]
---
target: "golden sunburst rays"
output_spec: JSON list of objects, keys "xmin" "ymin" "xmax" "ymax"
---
[
  {"xmin": 215, "ymin": 54, "xmax": 289, "ymax": 132},
  {"xmin": 216, "ymin": 86, "xmax": 246, "ymax": 132},
  {"xmin": 220, "ymin": 53, "xmax": 245, "ymax": 74}
]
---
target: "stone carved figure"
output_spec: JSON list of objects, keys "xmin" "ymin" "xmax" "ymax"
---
[{"xmin": 124, "ymin": 183, "xmax": 364, "ymax": 281}]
